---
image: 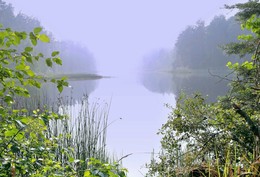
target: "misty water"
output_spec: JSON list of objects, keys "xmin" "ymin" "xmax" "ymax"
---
[{"xmin": 59, "ymin": 70, "xmax": 229, "ymax": 176}]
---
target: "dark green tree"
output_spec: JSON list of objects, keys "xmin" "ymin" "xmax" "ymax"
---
[
  {"xmin": 146, "ymin": 1, "xmax": 260, "ymax": 176},
  {"xmin": 173, "ymin": 15, "xmax": 244, "ymax": 70}
]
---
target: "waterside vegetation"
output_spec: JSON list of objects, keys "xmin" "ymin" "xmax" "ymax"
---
[{"xmin": 146, "ymin": 1, "xmax": 260, "ymax": 176}]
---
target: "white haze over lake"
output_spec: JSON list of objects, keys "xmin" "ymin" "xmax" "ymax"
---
[
  {"xmin": 4, "ymin": 0, "xmax": 247, "ymax": 176},
  {"xmin": 5, "ymin": 0, "xmax": 246, "ymax": 76}
]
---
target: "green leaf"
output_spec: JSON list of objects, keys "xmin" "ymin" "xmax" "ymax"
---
[
  {"xmin": 5, "ymin": 128, "xmax": 18, "ymax": 137},
  {"xmin": 38, "ymin": 119, "xmax": 46, "ymax": 126},
  {"xmin": 2, "ymin": 59, "xmax": 9, "ymax": 65},
  {"xmin": 15, "ymin": 64, "xmax": 25, "ymax": 71},
  {"xmin": 20, "ymin": 32, "xmax": 27, "ymax": 40},
  {"xmin": 53, "ymin": 57, "xmax": 62, "ymax": 65},
  {"xmin": 57, "ymin": 84, "xmax": 63, "ymax": 93},
  {"xmin": 226, "ymin": 61, "xmax": 232, "ymax": 68},
  {"xmin": 61, "ymin": 76, "xmax": 68, "ymax": 80},
  {"xmin": 33, "ymin": 27, "xmax": 42, "ymax": 35},
  {"xmin": 25, "ymin": 46, "xmax": 33, "ymax": 52},
  {"xmin": 29, "ymin": 32, "xmax": 37, "ymax": 46},
  {"xmin": 38, "ymin": 34, "xmax": 50, "ymax": 43},
  {"xmin": 31, "ymin": 80, "xmax": 41, "ymax": 88},
  {"xmin": 237, "ymin": 34, "xmax": 253, "ymax": 41},
  {"xmin": 34, "ymin": 56, "xmax": 39, "ymax": 61},
  {"xmin": 0, "ymin": 106, "xmax": 5, "ymax": 115},
  {"xmin": 26, "ymin": 56, "xmax": 33, "ymax": 63},
  {"xmin": 63, "ymin": 81, "xmax": 69, "ymax": 87},
  {"xmin": 15, "ymin": 71, "xmax": 24, "ymax": 79},
  {"xmin": 242, "ymin": 61, "xmax": 254, "ymax": 70},
  {"xmin": 38, "ymin": 53, "xmax": 44, "ymax": 57},
  {"xmin": 20, "ymin": 117, "xmax": 30, "ymax": 124},
  {"xmin": 26, "ymin": 69, "xmax": 35, "ymax": 77},
  {"xmin": 4, "ymin": 95, "xmax": 13, "ymax": 104},
  {"xmin": 84, "ymin": 171, "xmax": 91, "ymax": 177},
  {"xmin": 45, "ymin": 58, "xmax": 52, "ymax": 67},
  {"xmin": 51, "ymin": 51, "xmax": 60, "ymax": 57},
  {"xmin": 69, "ymin": 157, "xmax": 74, "ymax": 163}
]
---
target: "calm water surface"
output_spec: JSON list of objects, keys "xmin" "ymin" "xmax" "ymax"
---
[
  {"xmin": 89, "ymin": 72, "xmax": 175, "ymax": 177},
  {"xmin": 65, "ymin": 70, "xmax": 228, "ymax": 177}
]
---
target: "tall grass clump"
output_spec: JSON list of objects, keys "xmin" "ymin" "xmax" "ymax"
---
[
  {"xmin": 47, "ymin": 93, "xmax": 111, "ymax": 176},
  {"xmin": 11, "ymin": 85, "xmax": 113, "ymax": 176}
]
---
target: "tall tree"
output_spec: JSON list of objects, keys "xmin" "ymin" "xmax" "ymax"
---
[{"xmin": 173, "ymin": 15, "xmax": 244, "ymax": 70}]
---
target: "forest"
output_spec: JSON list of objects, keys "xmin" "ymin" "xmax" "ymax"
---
[
  {"xmin": 0, "ymin": 0, "xmax": 260, "ymax": 177},
  {"xmin": 142, "ymin": 15, "xmax": 246, "ymax": 72}
]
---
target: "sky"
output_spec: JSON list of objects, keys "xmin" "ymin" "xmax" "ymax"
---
[{"xmin": 4, "ymin": 0, "xmax": 246, "ymax": 76}]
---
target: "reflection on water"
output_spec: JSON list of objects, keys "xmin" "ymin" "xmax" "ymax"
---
[
  {"xmin": 141, "ymin": 71, "xmax": 230, "ymax": 102},
  {"xmin": 28, "ymin": 79, "xmax": 98, "ymax": 105}
]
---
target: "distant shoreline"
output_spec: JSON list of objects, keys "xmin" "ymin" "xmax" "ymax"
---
[{"xmin": 45, "ymin": 73, "xmax": 112, "ymax": 81}]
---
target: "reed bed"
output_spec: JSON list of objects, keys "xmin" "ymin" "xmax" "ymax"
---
[
  {"xmin": 11, "ymin": 86, "xmax": 112, "ymax": 175},
  {"xmin": 49, "ymin": 94, "xmax": 111, "ymax": 173}
]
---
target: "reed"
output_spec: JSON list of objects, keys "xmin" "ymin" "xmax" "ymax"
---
[
  {"xmin": 46, "ymin": 93, "xmax": 111, "ymax": 175},
  {"xmin": 11, "ymin": 87, "xmax": 112, "ymax": 176}
]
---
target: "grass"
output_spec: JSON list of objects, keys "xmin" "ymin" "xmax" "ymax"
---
[
  {"xmin": 12, "ymin": 87, "xmax": 113, "ymax": 176},
  {"xmin": 48, "ymin": 94, "xmax": 111, "ymax": 176}
]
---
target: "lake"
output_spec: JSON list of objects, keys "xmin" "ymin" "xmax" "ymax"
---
[{"xmin": 64, "ymin": 70, "xmax": 228, "ymax": 177}]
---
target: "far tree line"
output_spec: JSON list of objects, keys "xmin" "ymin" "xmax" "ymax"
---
[
  {"xmin": 0, "ymin": 0, "xmax": 97, "ymax": 75},
  {"xmin": 143, "ymin": 15, "xmax": 248, "ymax": 72}
]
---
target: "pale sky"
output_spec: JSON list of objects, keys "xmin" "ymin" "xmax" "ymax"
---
[{"xmin": 4, "ymin": 0, "xmax": 246, "ymax": 75}]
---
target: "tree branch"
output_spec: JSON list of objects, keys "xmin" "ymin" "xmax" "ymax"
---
[{"xmin": 232, "ymin": 103, "xmax": 260, "ymax": 138}]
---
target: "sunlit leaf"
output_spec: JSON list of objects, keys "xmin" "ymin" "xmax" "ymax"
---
[
  {"xmin": 20, "ymin": 118, "xmax": 30, "ymax": 124},
  {"xmin": 226, "ymin": 61, "xmax": 232, "ymax": 68},
  {"xmin": 53, "ymin": 57, "xmax": 62, "ymax": 65},
  {"xmin": 57, "ymin": 85, "xmax": 63, "ymax": 93},
  {"xmin": 5, "ymin": 128, "xmax": 18, "ymax": 137},
  {"xmin": 84, "ymin": 171, "xmax": 91, "ymax": 177},
  {"xmin": 26, "ymin": 69, "xmax": 35, "ymax": 77},
  {"xmin": 33, "ymin": 27, "xmax": 42, "ymax": 35},
  {"xmin": 38, "ymin": 34, "xmax": 50, "ymax": 43}
]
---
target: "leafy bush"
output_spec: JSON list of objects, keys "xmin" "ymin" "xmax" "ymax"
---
[
  {"xmin": 0, "ymin": 25, "xmax": 73, "ymax": 176},
  {"xmin": 84, "ymin": 158, "xmax": 127, "ymax": 177}
]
